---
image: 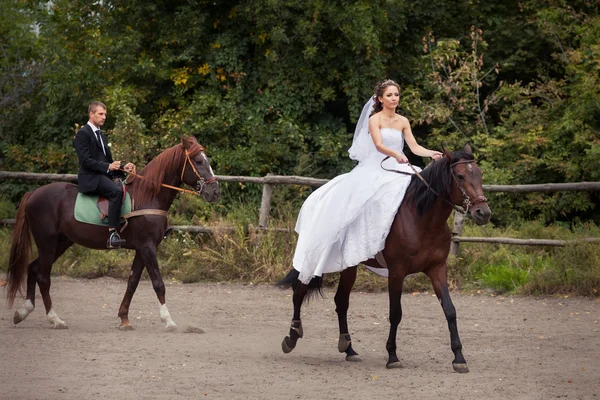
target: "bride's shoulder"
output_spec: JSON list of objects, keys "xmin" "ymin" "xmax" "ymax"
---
[
  {"xmin": 393, "ymin": 114, "xmax": 410, "ymax": 128},
  {"xmin": 368, "ymin": 112, "xmax": 382, "ymax": 127},
  {"xmin": 369, "ymin": 111, "xmax": 381, "ymax": 121},
  {"xmin": 395, "ymin": 114, "xmax": 409, "ymax": 123}
]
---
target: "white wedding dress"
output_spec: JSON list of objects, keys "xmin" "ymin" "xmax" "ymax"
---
[{"xmin": 293, "ymin": 128, "xmax": 419, "ymax": 284}]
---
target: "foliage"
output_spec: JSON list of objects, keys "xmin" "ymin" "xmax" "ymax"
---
[
  {"xmin": 526, "ymin": 243, "xmax": 600, "ymax": 296},
  {"xmin": 457, "ymin": 218, "xmax": 600, "ymax": 295},
  {"xmin": 0, "ymin": 196, "xmax": 17, "ymax": 219},
  {"xmin": 0, "ymin": 1, "xmax": 599, "ymax": 293},
  {"xmin": 3, "ymin": 0, "xmax": 598, "ymax": 222},
  {"xmin": 1, "ymin": 211, "xmax": 598, "ymax": 296},
  {"xmin": 479, "ymin": 264, "xmax": 530, "ymax": 293},
  {"xmin": 480, "ymin": 5, "xmax": 600, "ymax": 223}
]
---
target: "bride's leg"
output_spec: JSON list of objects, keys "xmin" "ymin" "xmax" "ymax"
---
[{"xmin": 335, "ymin": 266, "xmax": 361, "ymax": 361}]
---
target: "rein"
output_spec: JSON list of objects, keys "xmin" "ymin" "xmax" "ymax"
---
[
  {"xmin": 124, "ymin": 144, "xmax": 218, "ymax": 197},
  {"xmin": 115, "ymin": 143, "xmax": 218, "ymax": 232},
  {"xmin": 380, "ymin": 156, "xmax": 487, "ymax": 214}
]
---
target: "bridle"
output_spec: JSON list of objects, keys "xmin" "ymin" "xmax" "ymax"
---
[
  {"xmin": 125, "ymin": 143, "xmax": 218, "ymax": 197},
  {"xmin": 380, "ymin": 156, "xmax": 487, "ymax": 214},
  {"xmin": 447, "ymin": 159, "xmax": 487, "ymax": 213},
  {"xmin": 178, "ymin": 143, "xmax": 218, "ymax": 195}
]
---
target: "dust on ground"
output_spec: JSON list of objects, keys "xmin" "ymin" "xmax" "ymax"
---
[{"xmin": 1, "ymin": 276, "xmax": 599, "ymax": 400}]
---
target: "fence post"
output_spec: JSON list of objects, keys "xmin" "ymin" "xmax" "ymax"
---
[
  {"xmin": 258, "ymin": 173, "xmax": 274, "ymax": 228},
  {"xmin": 449, "ymin": 211, "xmax": 465, "ymax": 257}
]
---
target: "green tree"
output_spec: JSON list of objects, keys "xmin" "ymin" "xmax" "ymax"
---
[{"xmin": 1, "ymin": 0, "xmax": 598, "ymax": 223}]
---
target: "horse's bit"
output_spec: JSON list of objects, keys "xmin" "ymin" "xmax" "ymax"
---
[
  {"xmin": 447, "ymin": 160, "xmax": 487, "ymax": 213},
  {"xmin": 180, "ymin": 143, "xmax": 218, "ymax": 195},
  {"xmin": 124, "ymin": 143, "xmax": 218, "ymax": 197}
]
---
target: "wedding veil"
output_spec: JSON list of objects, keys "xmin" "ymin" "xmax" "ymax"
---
[{"xmin": 348, "ymin": 97, "xmax": 376, "ymax": 162}]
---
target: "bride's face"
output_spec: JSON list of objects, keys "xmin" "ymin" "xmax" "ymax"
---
[{"xmin": 379, "ymin": 86, "xmax": 400, "ymax": 109}]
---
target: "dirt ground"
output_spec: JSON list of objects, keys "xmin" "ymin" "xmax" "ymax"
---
[{"xmin": 0, "ymin": 276, "xmax": 599, "ymax": 400}]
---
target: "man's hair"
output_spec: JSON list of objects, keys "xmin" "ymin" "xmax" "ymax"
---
[{"xmin": 88, "ymin": 101, "xmax": 107, "ymax": 114}]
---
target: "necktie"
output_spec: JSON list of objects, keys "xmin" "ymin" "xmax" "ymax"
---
[{"xmin": 95, "ymin": 130, "xmax": 107, "ymax": 156}]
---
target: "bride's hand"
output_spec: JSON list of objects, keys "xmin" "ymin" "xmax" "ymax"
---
[
  {"xmin": 431, "ymin": 151, "xmax": 443, "ymax": 161},
  {"xmin": 394, "ymin": 153, "xmax": 408, "ymax": 164}
]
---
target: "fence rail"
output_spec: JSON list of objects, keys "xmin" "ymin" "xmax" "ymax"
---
[
  {"xmin": 0, "ymin": 218, "xmax": 597, "ymax": 247},
  {"xmin": 2, "ymin": 171, "xmax": 599, "ymax": 255},
  {"xmin": 2, "ymin": 171, "xmax": 600, "ymax": 191}
]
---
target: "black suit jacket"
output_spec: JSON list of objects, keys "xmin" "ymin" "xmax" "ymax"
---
[{"xmin": 73, "ymin": 124, "xmax": 124, "ymax": 193}]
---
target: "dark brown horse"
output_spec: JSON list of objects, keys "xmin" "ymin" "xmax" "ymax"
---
[
  {"xmin": 6, "ymin": 136, "xmax": 220, "ymax": 330},
  {"xmin": 279, "ymin": 143, "xmax": 491, "ymax": 372}
]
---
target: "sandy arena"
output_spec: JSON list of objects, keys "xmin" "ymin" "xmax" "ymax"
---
[{"xmin": 1, "ymin": 276, "xmax": 599, "ymax": 399}]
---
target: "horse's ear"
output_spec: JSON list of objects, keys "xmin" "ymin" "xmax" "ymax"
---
[
  {"xmin": 442, "ymin": 144, "xmax": 452, "ymax": 161},
  {"xmin": 180, "ymin": 135, "xmax": 193, "ymax": 149},
  {"xmin": 463, "ymin": 142, "xmax": 473, "ymax": 155}
]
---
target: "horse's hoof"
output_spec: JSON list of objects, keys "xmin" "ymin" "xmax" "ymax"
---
[
  {"xmin": 386, "ymin": 361, "xmax": 403, "ymax": 369},
  {"xmin": 165, "ymin": 323, "xmax": 178, "ymax": 332},
  {"xmin": 282, "ymin": 336, "xmax": 296, "ymax": 353},
  {"xmin": 13, "ymin": 312, "xmax": 24, "ymax": 325},
  {"xmin": 453, "ymin": 363, "xmax": 470, "ymax": 373},
  {"xmin": 345, "ymin": 355, "xmax": 362, "ymax": 362},
  {"xmin": 119, "ymin": 324, "xmax": 134, "ymax": 331},
  {"xmin": 54, "ymin": 323, "xmax": 69, "ymax": 330}
]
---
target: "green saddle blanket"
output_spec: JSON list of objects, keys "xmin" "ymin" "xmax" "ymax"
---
[{"xmin": 74, "ymin": 192, "xmax": 132, "ymax": 226}]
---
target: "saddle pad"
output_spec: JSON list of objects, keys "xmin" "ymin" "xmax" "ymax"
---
[{"xmin": 74, "ymin": 192, "xmax": 132, "ymax": 226}]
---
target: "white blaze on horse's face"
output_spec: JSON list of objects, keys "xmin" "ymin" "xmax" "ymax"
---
[{"xmin": 201, "ymin": 152, "xmax": 214, "ymax": 176}]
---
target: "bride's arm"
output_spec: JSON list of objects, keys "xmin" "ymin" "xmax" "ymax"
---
[
  {"xmin": 369, "ymin": 115, "xmax": 408, "ymax": 163},
  {"xmin": 401, "ymin": 117, "xmax": 442, "ymax": 160}
]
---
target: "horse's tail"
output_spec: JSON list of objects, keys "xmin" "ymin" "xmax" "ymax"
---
[
  {"xmin": 6, "ymin": 192, "xmax": 33, "ymax": 308},
  {"xmin": 277, "ymin": 268, "xmax": 324, "ymax": 303}
]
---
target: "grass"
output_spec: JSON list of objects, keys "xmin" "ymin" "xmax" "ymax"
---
[
  {"xmin": 457, "ymin": 219, "xmax": 600, "ymax": 296},
  {"xmin": 1, "ymin": 193, "xmax": 599, "ymax": 297},
  {"xmin": 478, "ymin": 264, "xmax": 530, "ymax": 293}
]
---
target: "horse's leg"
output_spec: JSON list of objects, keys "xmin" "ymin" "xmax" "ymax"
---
[
  {"xmin": 282, "ymin": 281, "xmax": 308, "ymax": 354},
  {"xmin": 427, "ymin": 264, "xmax": 469, "ymax": 373},
  {"xmin": 140, "ymin": 246, "xmax": 177, "ymax": 331},
  {"xmin": 335, "ymin": 266, "xmax": 361, "ymax": 361},
  {"xmin": 386, "ymin": 274, "xmax": 405, "ymax": 369},
  {"xmin": 38, "ymin": 235, "xmax": 73, "ymax": 329},
  {"xmin": 13, "ymin": 259, "xmax": 39, "ymax": 324},
  {"xmin": 117, "ymin": 251, "xmax": 145, "ymax": 330}
]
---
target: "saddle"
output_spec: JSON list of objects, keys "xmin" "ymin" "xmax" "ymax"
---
[{"xmin": 97, "ymin": 180, "xmax": 128, "ymax": 220}]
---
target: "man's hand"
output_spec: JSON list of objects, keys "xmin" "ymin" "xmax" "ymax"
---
[
  {"xmin": 123, "ymin": 162, "xmax": 136, "ymax": 174},
  {"xmin": 109, "ymin": 161, "xmax": 122, "ymax": 171}
]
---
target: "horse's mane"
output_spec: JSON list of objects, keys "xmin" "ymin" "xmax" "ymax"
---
[
  {"xmin": 405, "ymin": 150, "xmax": 475, "ymax": 216},
  {"xmin": 129, "ymin": 143, "xmax": 186, "ymax": 207}
]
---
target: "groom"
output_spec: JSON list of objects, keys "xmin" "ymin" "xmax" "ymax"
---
[{"xmin": 73, "ymin": 101, "xmax": 136, "ymax": 248}]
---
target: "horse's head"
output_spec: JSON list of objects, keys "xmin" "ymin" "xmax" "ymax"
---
[
  {"xmin": 181, "ymin": 136, "xmax": 221, "ymax": 203},
  {"xmin": 444, "ymin": 143, "xmax": 491, "ymax": 225}
]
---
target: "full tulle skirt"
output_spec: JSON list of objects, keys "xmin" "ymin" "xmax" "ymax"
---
[{"xmin": 292, "ymin": 157, "xmax": 418, "ymax": 284}]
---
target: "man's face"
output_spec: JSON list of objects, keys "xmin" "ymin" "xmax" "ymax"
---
[{"xmin": 89, "ymin": 107, "xmax": 107, "ymax": 127}]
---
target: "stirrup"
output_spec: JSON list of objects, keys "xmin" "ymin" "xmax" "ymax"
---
[{"xmin": 107, "ymin": 231, "xmax": 126, "ymax": 249}]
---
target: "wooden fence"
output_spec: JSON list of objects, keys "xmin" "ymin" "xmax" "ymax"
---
[{"xmin": 1, "ymin": 171, "xmax": 600, "ymax": 256}]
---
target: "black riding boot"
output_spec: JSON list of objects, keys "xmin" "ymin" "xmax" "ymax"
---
[{"xmin": 107, "ymin": 230, "xmax": 126, "ymax": 248}]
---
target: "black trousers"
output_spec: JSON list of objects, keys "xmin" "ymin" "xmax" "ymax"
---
[{"xmin": 86, "ymin": 175, "xmax": 123, "ymax": 229}]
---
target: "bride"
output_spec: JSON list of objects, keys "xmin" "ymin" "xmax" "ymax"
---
[{"xmin": 293, "ymin": 79, "xmax": 443, "ymax": 284}]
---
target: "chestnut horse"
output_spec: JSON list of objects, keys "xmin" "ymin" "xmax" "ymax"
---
[
  {"xmin": 6, "ymin": 136, "xmax": 220, "ymax": 330},
  {"xmin": 279, "ymin": 143, "xmax": 491, "ymax": 372}
]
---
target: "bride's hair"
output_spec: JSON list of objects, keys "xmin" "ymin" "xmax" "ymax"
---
[{"xmin": 370, "ymin": 79, "xmax": 400, "ymax": 116}]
